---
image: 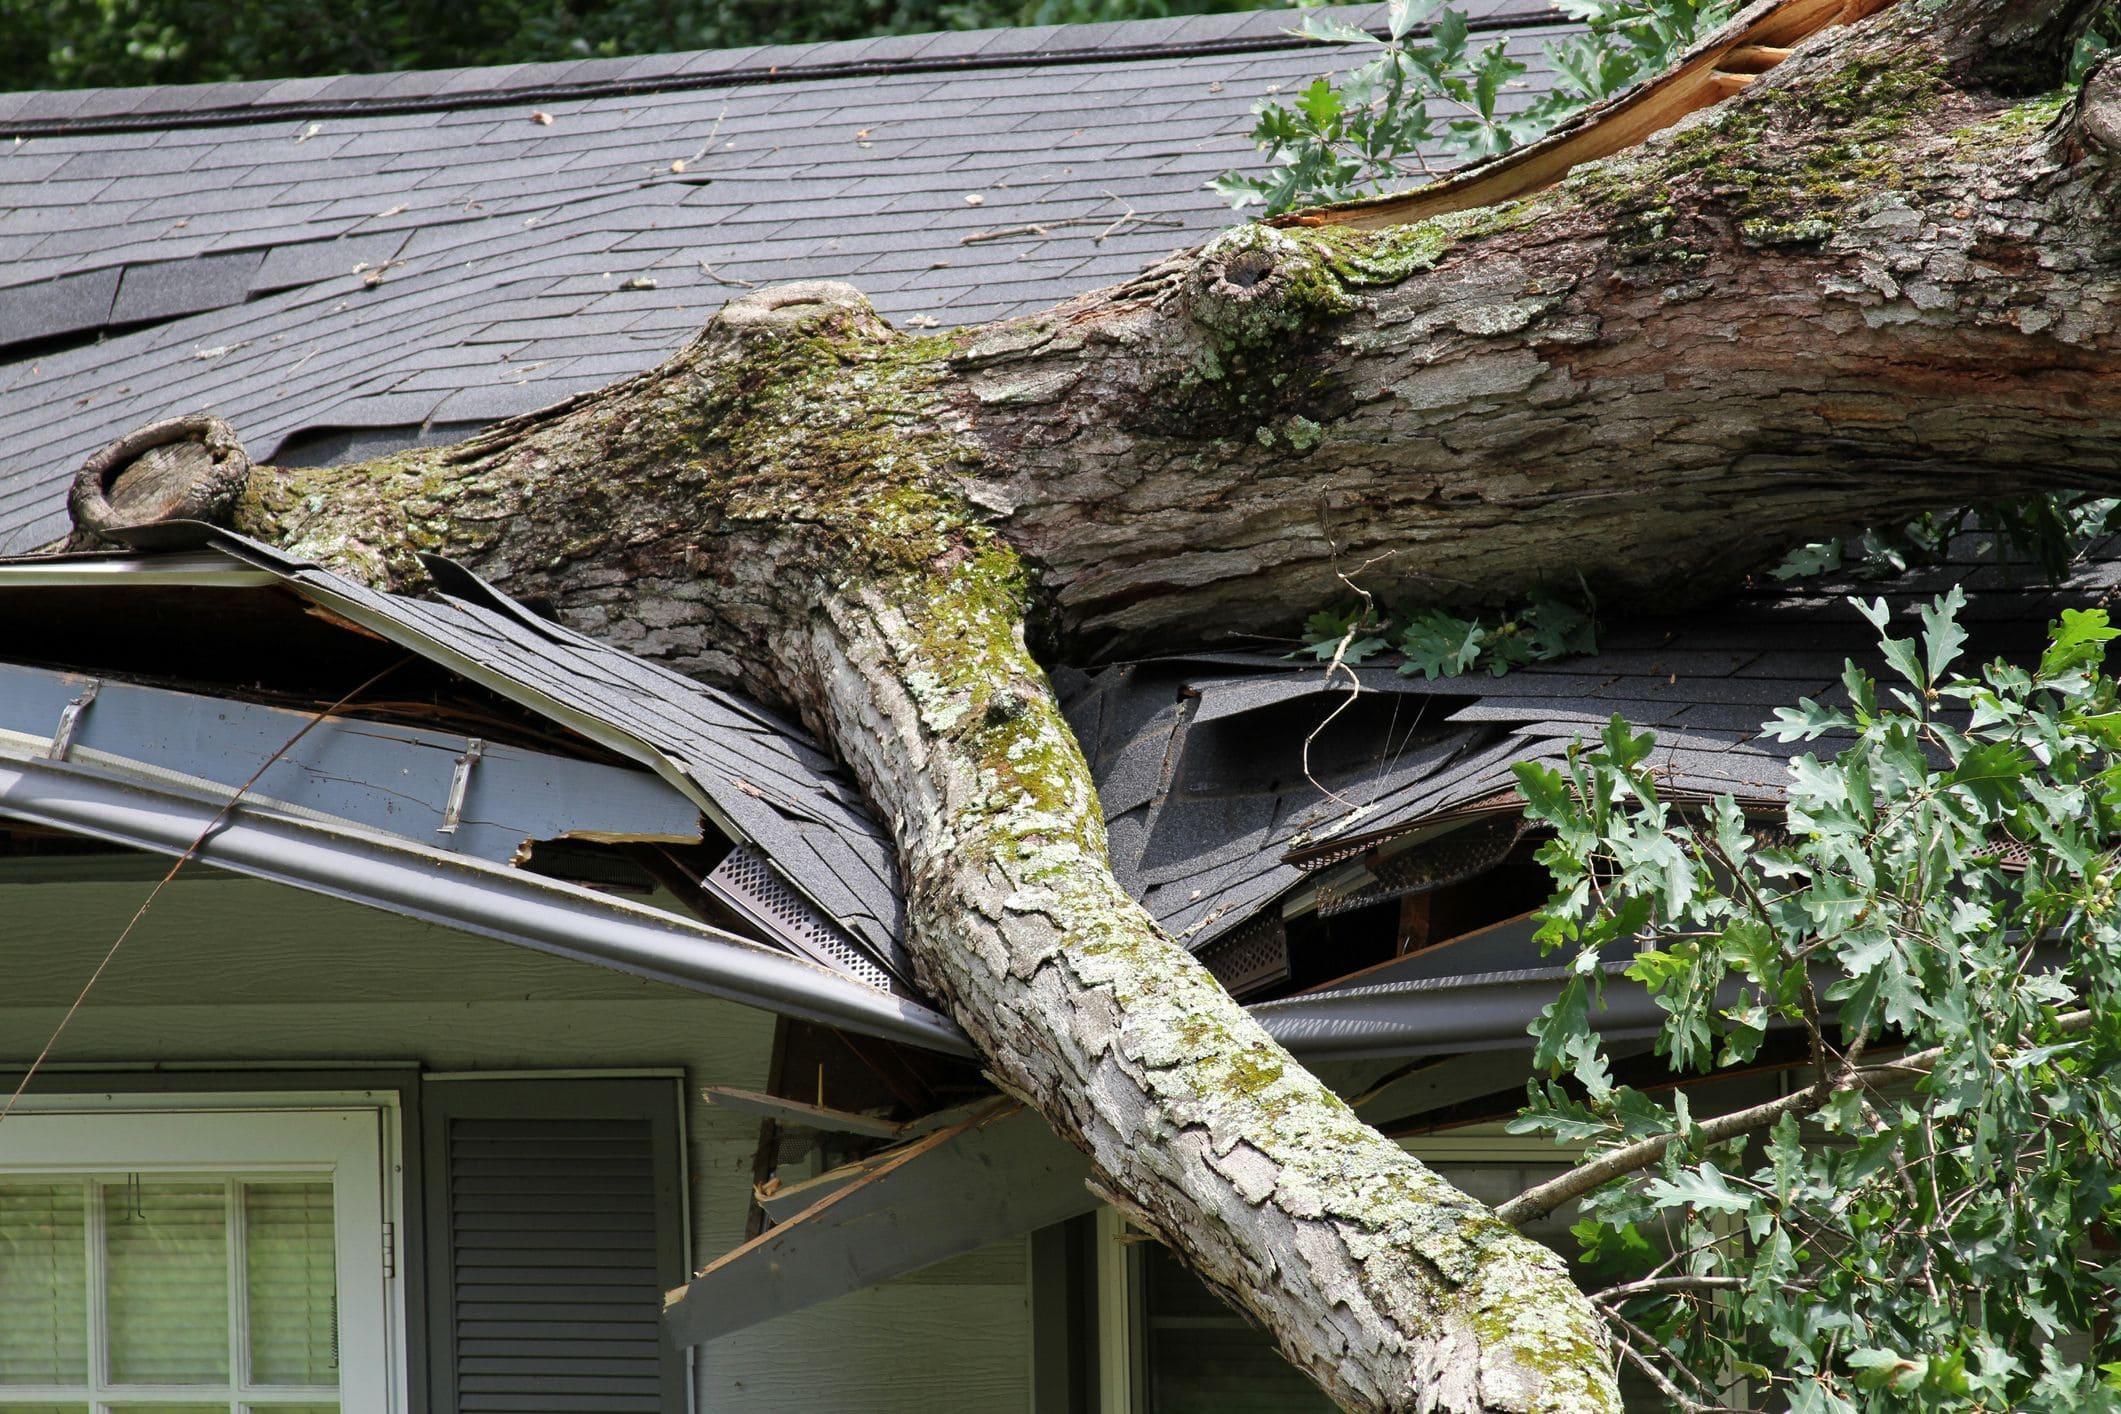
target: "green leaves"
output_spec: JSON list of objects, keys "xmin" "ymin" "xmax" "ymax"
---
[
  {"xmin": 1644, "ymin": 1160, "xmax": 1754, "ymax": 1215},
  {"xmin": 1514, "ymin": 589, "xmax": 2121, "ymax": 1412},
  {"xmin": 1294, "ymin": 76, "xmax": 1343, "ymax": 129},
  {"xmin": 1773, "ymin": 495, "xmax": 2121, "ymax": 587},
  {"xmin": 1847, "ymin": 1348, "xmax": 1928, "ymax": 1394},
  {"xmin": 1293, "ymin": 589, "xmax": 1598, "ymax": 678},
  {"xmin": 2043, "ymin": 607, "xmax": 2120, "ymax": 678},
  {"xmin": 1296, "ymin": 605, "xmax": 1389, "ymax": 663},
  {"xmin": 1216, "ymin": 0, "xmax": 1725, "ymax": 215},
  {"xmin": 1919, "ymin": 585, "xmax": 1970, "ymax": 683}
]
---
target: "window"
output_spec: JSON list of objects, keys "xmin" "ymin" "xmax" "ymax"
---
[{"xmin": 0, "ymin": 1107, "xmax": 396, "ymax": 1414}]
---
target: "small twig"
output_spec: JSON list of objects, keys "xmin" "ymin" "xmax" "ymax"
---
[
  {"xmin": 687, "ymin": 104, "xmax": 731, "ymax": 165},
  {"xmin": 957, "ymin": 199, "xmax": 1182, "ymax": 248},
  {"xmin": 0, "ymin": 658, "xmax": 410, "ymax": 1123},
  {"xmin": 698, "ymin": 259, "xmax": 758, "ymax": 290},
  {"xmin": 1593, "ymin": 1274, "xmax": 1757, "ymax": 1302},
  {"xmin": 1602, "ymin": 1306, "xmax": 1723, "ymax": 1412},
  {"xmin": 961, "ymin": 223, "xmax": 1052, "ymax": 246}
]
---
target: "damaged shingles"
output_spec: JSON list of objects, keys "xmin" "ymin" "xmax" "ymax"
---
[
  {"xmin": 111, "ymin": 251, "xmax": 267, "ymax": 325},
  {"xmin": 308, "ymin": 562, "xmax": 910, "ymax": 968},
  {"xmin": 251, "ymin": 230, "xmax": 412, "ymax": 295},
  {"xmin": 0, "ymin": 267, "xmax": 120, "ymax": 346}
]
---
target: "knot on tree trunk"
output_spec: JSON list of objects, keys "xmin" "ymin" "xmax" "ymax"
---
[
  {"xmin": 701, "ymin": 279, "xmax": 896, "ymax": 352},
  {"xmin": 68, "ymin": 412, "xmax": 251, "ymax": 546},
  {"xmin": 1187, "ymin": 225, "xmax": 1351, "ymax": 345},
  {"xmin": 2079, "ymin": 53, "xmax": 2121, "ymax": 156}
]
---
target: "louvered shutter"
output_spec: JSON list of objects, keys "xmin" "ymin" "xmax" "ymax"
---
[{"xmin": 423, "ymin": 1079, "xmax": 685, "ymax": 1414}]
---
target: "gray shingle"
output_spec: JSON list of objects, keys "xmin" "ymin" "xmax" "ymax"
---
[
  {"xmin": 0, "ymin": 5, "xmax": 1557, "ymax": 558},
  {"xmin": 0, "ymin": 266, "xmax": 120, "ymax": 346},
  {"xmin": 250, "ymin": 231, "xmax": 415, "ymax": 293},
  {"xmin": 110, "ymin": 251, "xmax": 264, "ymax": 324}
]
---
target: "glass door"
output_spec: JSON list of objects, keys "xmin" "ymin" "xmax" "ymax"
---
[{"xmin": 0, "ymin": 1107, "xmax": 393, "ymax": 1414}]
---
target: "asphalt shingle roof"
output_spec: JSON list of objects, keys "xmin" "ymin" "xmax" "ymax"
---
[
  {"xmin": 0, "ymin": 2, "xmax": 1575, "ymax": 554},
  {"xmin": 20, "ymin": 8, "xmax": 2100, "ymax": 1000}
]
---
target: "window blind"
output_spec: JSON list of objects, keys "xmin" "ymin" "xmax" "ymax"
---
[{"xmin": 0, "ymin": 1184, "xmax": 87, "ymax": 1384}]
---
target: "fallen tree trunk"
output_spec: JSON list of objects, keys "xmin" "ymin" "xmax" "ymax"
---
[{"xmin": 75, "ymin": 0, "xmax": 2121, "ymax": 1406}]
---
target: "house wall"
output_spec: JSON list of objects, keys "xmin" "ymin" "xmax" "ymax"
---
[{"xmin": 0, "ymin": 870, "xmax": 1031, "ymax": 1414}]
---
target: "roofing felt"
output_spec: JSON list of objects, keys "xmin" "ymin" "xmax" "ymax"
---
[{"xmin": 0, "ymin": 2, "xmax": 1579, "ymax": 555}]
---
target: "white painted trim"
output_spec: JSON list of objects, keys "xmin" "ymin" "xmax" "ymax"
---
[
  {"xmin": 18, "ymin": 1061, "xmax": 417, "ymax": 1074},
  {"xmin": 423, "ymin": 1067, "xmax": 686, "ymax": 1082},
  {"xmin": 0, "ymin": 1096, "xmax": 405, "ymax": 1412},
  {"xmin": 1, "ymin": 1089, "xmax": 405, "ymax": 1113},
  {"xmin": 1094, "ymin": 1207, "xmax": 1138, "ymax": 1414}
]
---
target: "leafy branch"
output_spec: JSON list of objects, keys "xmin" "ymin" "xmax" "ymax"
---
[
  {"xmin": 1502, "ymin": 591, "xmax": 2121, "ymax": 1410},
  {"xmin": 1216, "ymin": 0, "xmax": 1738, "ymax": 215},
  {"xmin": 1295, "ymin": 587, "xmax": 1597, "ymax": 678},
  {"xmin": 1771, "ymin": 493, "xmax": 2121, "ymax": 585}
]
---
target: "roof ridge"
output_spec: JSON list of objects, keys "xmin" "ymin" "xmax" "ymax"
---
[{"xmin": 0, "ymin": 1, "xmax": 1560, "ymax": 139}]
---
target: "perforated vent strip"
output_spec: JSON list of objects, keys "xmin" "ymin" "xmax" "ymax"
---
[
  {"xmin": 705, "ymin": 844, "xmax": 897, "ymax": 993},
  {"xmin": 1198, "ymin": 913, "xmax": 1290, "ymax": 998}
]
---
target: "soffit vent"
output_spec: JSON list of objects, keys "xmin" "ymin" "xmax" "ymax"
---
[
  {"xmin": 1198, "ymin": 912, "xmax": 1290, "ymax": 999},
  {"xmin": 705, "ymin": 843, "xmax": 895, "ymax": 994}
]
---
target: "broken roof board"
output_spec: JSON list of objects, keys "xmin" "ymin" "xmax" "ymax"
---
[
  {"xmin": 0, "ymin": 4, "xmax": 1581, "ymax": 554},
  {"xmin": 212, "ymin": 530, "xmax": 918, "ymax": 984},
  {"xmin": 0, "ymin": 658, "xmax": 703, "ymax": 864},
  {"xmin": 8, "ymin": 530, "xmax": 2108, "ymax": 1016}
]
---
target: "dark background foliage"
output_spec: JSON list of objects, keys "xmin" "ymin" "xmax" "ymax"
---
[{"xmin": 0, "ymin": 0, "xmax": 1272, "ymax": 91}]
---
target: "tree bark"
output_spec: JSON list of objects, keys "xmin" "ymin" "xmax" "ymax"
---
[{"xmin": 100, "ymin": 0, "xmax": 2121, "ymax": 1407}]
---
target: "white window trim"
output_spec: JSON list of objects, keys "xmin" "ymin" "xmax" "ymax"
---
[{"xmin": 0, "ymin": 1094, "xmax": 407, "ymax": 1414}]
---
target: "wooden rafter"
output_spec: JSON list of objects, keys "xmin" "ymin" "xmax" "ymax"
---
[{"xmin": 1274, "ymin": 0, "xmax": 1901, "ymax": 232}]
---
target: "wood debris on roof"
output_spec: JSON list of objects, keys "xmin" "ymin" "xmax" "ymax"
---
[{"xmin": 1275, "ymin": 0, "xmax": 1900, "ymax": 231}]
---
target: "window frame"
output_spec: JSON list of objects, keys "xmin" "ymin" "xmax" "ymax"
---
[{"xmin": 0, "ymin": 1099, "xmax": 404, "ymax": 1413}]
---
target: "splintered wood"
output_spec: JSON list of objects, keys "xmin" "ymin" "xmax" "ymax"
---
[{"xmin": 1275, "ymin": 0, "xmax": 1901, "ymax": 231}]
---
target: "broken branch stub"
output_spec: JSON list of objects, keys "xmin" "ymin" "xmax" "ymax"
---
[
  {"xmin": 2080, "ymin": 54, "xmax": 2121, "ymax": 156},
  {"xmin": 68, "ymin": 412, "xmax": 251, "ymax": 544}
]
